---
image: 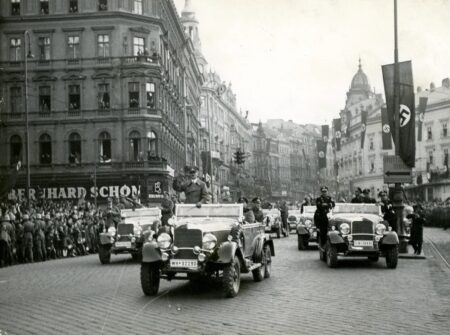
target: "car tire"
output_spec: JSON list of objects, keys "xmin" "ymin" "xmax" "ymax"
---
[
  {"xmin": 252, "ymin": 249, "xmax": 265, "ymax": 282},
  {"xmin": 326, "ymin": 242, "xmax": 338, "ymax": 268},
  {"xmin": 385, "ymin": 246, "xmax": 399, "ymax": 269},
  {"xmin": 368, "ymin": 255, "xmax": 379, "ymax": 262},
  {"xmin": 263, "ymin": 245, "xmax": 272, "ymax": 278},
  {"xmin": 140, "ymin": 262, "xmax": 160, "ymax": 296},
  {"xmin": 98, "ymin": 245, "xmax": 111, "ymax": 264},
  {"xmin": 298, "ymin": 235, "xmax": 306, "ymax": 250},
  {"xmin": 223, "ymin": 255, "xmax": 241, "ymax": 298}
]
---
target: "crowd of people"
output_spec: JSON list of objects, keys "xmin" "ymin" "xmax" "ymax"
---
[{"xmin": 0, "ymin": 197, "xmax": 125, "ymax": 268}]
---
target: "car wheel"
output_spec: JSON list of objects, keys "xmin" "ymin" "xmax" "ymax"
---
[
  {"xmin": 319, "ymin": 246, "xmax": 326, "ymax": 261},
  {"xmin": 298, "ymin": 235, "xmax": 306, "ymax": 250},
  {"xmin": 263, "ymin": 245, "xmax": 272, "ymax": 278},
  {"xmin": 98, "ymin": 245, "xmax": 111, "ymax": 264},
  {"xmin": 252, "ymin": 249, "xmax": 265, "ymax": 282},
  {"xmin": 385, "ymin": 246, "xmax": 399, "ymax": 269},
  {"xmin": 223, "ymin": 255, "xmax": 241, "ymax": 298},
  {"xmin": 140, "ymin": 262, "xmax": 160, "ymax": 296},
  {"xmin": 326, "ymin": 242, "xmax": 338, "ymax": 268},
  {"xmin": 368, "ymin": 255, "xmax": 379, "ymax": 262}
]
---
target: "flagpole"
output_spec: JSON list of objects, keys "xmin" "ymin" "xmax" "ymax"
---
[{"xmin": 393, "ymin": 0, "xmax": 407, "ymax": 252}]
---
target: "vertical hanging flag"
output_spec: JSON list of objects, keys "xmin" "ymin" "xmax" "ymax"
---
[
  {"xmin": 381, "ymin": 107, "xmax": 393, "ymax": 150},
  {"xmin": 302, "ymin": 147, "xmax": 310, "ymax": 170},
  {"xmin": 382, "ymin": 60, "xmax": 416, "ymax": 167},
  {"xmin": 360, "ymin": 110, "xmax": 368, "ymax": 149},
  {"xmin": 333, "ymin": 118, "xmax": 342, "ymax": 151},
  {"xmin": 317, "ymin": 140, "xmax": 326, "ymax": 169},
  {"xmin": 321, "ymin": 125, "xmax": 329, "ymax": 148},
  {"xmin": 417, "ymin": 96, "xmax": 428, "ymax": 142},
  {"xmin": 345, "ymin": 110, "xmax": 352, "ymax": 137}
]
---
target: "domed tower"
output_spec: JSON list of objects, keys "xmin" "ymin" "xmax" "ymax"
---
[
  {"xmin": 345, "ymin": 58, "xmax": 373, "ymax": 107},
  {"xmin": 180, "ymin": 0, "xmax": 207, "ymax": 73}
]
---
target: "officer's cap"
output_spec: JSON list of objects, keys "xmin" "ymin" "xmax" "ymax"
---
[
  {"xmin": 1, "ymin": 214, "xmax": 10, "ymax": 222},
  {"xmin": 188, "ymin": 166, "xmax": 199, "ymax": 173},
  {"xmin": 320, "ymin": 186, "xmax": 328, "ymax": 192},
  {"xmin": 252, "ymin": 197, "xmax": 261, "ymax": 203},
  {"xmin": 22, "ymin": 214, "xmax": 29, "ymax": 220},
  {"xmin": 36, "ymin": 213, "xmax": 42, "ymax": 219},
  {"xmin": 356, "ymin": 187, "xmax": 362, "ymax": 193},
  {"xmin": 363, "ymin": 188, "xmax": 370, "ymax": 194},
  {"xmin": 378, "ymin": 191, "xmax": 387, "ymax": 197},
  {"xmin": 238, "ymin": 197, "xmax": 248, "ymax": 204},
  {"xmin": 45, "ymin": 214, "xmax": 51, "ymax": 220}
]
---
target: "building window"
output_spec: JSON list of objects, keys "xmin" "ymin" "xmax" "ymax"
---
[
  {"xmin": 10, "ymin": 87, "xmax": 22, "ymax": 115},
  {"xmin": 442, "ymin": 122, "xmax": 448, "ymax": 138},
  {"xmin": 68, "ymin": 85, "xmax": 80, "ymax": 110},
  {"xmin": 69, "ymin": 0, "xmax": 78, "ymax": 13},
  {"xmin": 370, "ymin": 160, "xmax": 375, "ymax": 173},
  {"xmin": 99, "ymin": 131, "xmax": 111, "ymax": 163},
  {"xmin": 38, "ymin": 37, "xmax": 51, "ymax": 60},
  {"xmin": 427, "ymin": 126, "xmax": 432, "ymax": 140},
  {"xmin": 147, "ymin": 131, "xmax": 158, "ymax": 159},
  {"xmin": 98, "ymin": 83, "xmax": 110, "ymax": 110},
  {"xmin": 369, "ymin": 138, "xmax": 374, "ymax": 150},
  {"xmin": 133, "ymin": 37, "xmax": 145, "ymax": 56},
  {"xmin": 444, "ymin": 148, "xmax": 449, "ymax": 166},
  {"xmin": 10, "ymin": 38, "xmax": 22, "ymax": 61},
  {"xmin": 67, "ymin": 36, "xmax": 80, "ymax": 59},
  {"xmin": 39, "ymin": 86, "xmax": 51, "ymax": 113},
  {"xmin": 129, "ymin": 82, "xmax": 139, "ymax": 109},
  {"xmin": 68, "ymin": 132, "xmax": 81, "ymax": 164},
  {"xmin": 11, "ymin": 0, "xmax": 20, "ymax": 16},
  {"xmin": 129, "ymin": 131, "xmax": 141, "ymax": 161},
  {"xmin": 39, "ymin": 133, "xmax": 52, "ymax": 164},
  {"xmin": 10, "ymin": 135, "xmax": 22, "ymax": 165},
  {"xmin": 40, "ymin": 0, "xmax": 49, "ymax": 14},
  {"xmin": 98, "ymin": 0, "xmax": 107, "ymax": 11},
  {"xmin": 133, "ymin": 0, "xmax": 143, "ymax": 14},
  {"xmin": 429, "ymin": 151, "xmax": 433, "ymax": 165},
  {"xmin": 97, "ymin": 34, "xmax": 110, "ymax": 57},
  {"xmin": 146, "ymin": 83, "xmax": 155, "ymax": 108}
]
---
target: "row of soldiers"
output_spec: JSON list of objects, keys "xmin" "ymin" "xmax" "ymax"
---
[{"xmin": 0, "ymin": 203, "xmax": 120, "ymax": 267}]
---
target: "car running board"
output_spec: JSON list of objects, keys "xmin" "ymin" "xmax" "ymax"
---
[{"xmin": 247, "ymin": 263, "xmax": 262, "ymax": 271}]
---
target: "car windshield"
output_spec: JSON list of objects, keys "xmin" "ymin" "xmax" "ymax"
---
[
  {"xmin": 303, "ymin": 206, "xmax": 316, "ymax": 214},
  {"xmin": 121, "ymin": 208, "xmax": 161, "ymax": 226},
  {"xmin": 332, "ymin": 203, "xmax": 381, "ymax": 215},
  {"xmin": 176, "ymin": 217, "xmax": 238, "ymax": 225},
  {"xmin": 175, "ymin": 204, "xmax": 243, "ymax": 218}
]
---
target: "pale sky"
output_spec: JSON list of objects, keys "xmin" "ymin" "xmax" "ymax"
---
[{"xmin": 174, "ymin": 0, "xmax": 450, "ymax": 125}]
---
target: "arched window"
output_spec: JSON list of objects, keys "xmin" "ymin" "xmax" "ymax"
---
[
  {"xmin": 10, "ymin": 135, "xmax": 22, "ymax": 165},
  {"xmin": 39, "ymin": 133, "xmax": 52, "ymax": 164},
  {"xmin": 129, "ymin": 130, "xmax": 141, "ymax": 161},
  {"xmin": 98, "ymin": 131, "xmax": 111, "ymax": 163},
  {"xmin": 68, "ymin": 132, "xmax": 81, "ymax": 164},
  {"xmin": 147, "ymin": 131, "xmax": 158, "ymax": 160}
]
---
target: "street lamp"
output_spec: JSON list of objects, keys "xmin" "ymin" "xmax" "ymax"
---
[{"xmin": 24, "ymin": 30, "xmax": 34, "ymax": 204}]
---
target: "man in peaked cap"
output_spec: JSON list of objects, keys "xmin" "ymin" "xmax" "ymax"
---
[
  {"xmin": 351, "ymin": 187, "xmax": 364, "ymax": 203},
  {"xmin": 178, "ymin": 166, "xmax": 210, "ymax": 207},
  {"xmin": 362, "ymin": 188, "xmax": 376, "ymax": 203},
  {"xmin": 315, "ymin": 186, "xmax": 335, "ymax": 247},
  {"xmin": 251, "ymin": 197, "xmax": 264, "ymax": 223}
]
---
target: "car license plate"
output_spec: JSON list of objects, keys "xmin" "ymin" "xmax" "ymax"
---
[
  {"xmin": 170, "ymin": 259, "xmax": 198, "ymax": 269},
  {"xmin": 354, "ymin": 240, "xmax": 373, "ymax": 247},
  {"xmin": 115, "ymin": 241, "xmax": 131, "ymax": 248}
]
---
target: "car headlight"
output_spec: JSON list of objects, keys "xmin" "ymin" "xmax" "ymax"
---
[
  {"xmin": 202, "ymin": 233, "xmax": 217, "ymax": 250},
  {"xmin": 376, "ymin": 223, "xmax": 386, "ymax": 235},
  {"xmin": 339, "ymin": 223, "xmax": 350, "ymax": 235},
  {"xmin": 157, "ymin": 233, "xmax": 172, "ymax": 249},
  {"xmin": 305, "ymin": 220, "xmax": 312, "ymax": 228},
  {"xmin": 133, "ymin": 226, "xmax": 142, "ymax": 236},
  {"xmin": 107, "ymin": 227, "xmax": 116, "ymax": 236}
]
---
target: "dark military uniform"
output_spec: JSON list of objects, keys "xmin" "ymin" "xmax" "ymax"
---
[
  {"xmin": 315, "ymin": 193, "xmax": 335, "ymax": 246},
  {"xmin": 0, "ymin": 216, "xmax": 14, "ymax": 267},
  {"xmin": 351, "ymin": 196, "xmax": 364, "ymax": 203},
  {"xmin": 23, "ymin": 217, "xmax": 34, "ymax": 263},
  {"xmin": 182, "ymin": 179, "xmax": 210, "ymax": 204},
  {"xmin": 381, "ymin": 200, "xmax": 397, "ymax": 232}
]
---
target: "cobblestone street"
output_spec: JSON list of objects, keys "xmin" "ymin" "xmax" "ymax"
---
[{"xmin": 1, "ymin": 229, "xmax": 449, "ymax": 335}]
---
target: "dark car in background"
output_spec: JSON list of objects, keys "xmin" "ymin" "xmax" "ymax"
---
[
  {"xmin": 287, "ymin": 209, "xmax": 301, "ymax": 233},
  {"xmin": 296, "ymin": 205, "xmax": 318, "ymax": 250}
]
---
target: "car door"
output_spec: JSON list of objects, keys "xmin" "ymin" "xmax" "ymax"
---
[{"xmin": 241, "ymin": 222, "xmax": 263, "ymax": 258}]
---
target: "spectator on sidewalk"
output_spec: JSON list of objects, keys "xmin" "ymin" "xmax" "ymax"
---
[{"xmin": 408, "ymin": 205, "xmax": 425, "ymax": 255}]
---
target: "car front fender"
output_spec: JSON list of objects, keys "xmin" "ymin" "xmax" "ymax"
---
[
  {"xmin": 328, "ymin": 230, "xmax": 345, "ymax": 244},
  {"xmin": 216, "ymin": 241, "xmax": 238, "ymax": 264},
  {"xmin": 99, "ymin": 233, "xmax": 113, "ymax": 245},
  {"xmin": 264, "ymin": 238, "xmax": 275, "ymax": 257},
  {"xmin": 297, "ymin": 225, "xmax": 309, "ymax": 235},
  {"xmin": 381, "ymin": 231, "xmax": 399, "ymax": 245},
  {"xmin": 142, "ymin": 241, "xmax": 162, "ymax": 263}
]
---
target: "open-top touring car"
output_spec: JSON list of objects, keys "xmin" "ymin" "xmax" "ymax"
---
[
  {"xmin": 296, "ymin": 205, "xmax": 318, "ymax": 250},
  {"xmin": 318, "ymin": 203, "xmax": 399, "ymax": 269},
  {"xmin": 262, "ymin": 208, "xmax": 285, "ymax": 238},
  {"xmin": 140, "ymin": 204, "xmax": 275, "ymax": 298}
]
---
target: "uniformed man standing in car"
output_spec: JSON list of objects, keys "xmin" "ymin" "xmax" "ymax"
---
[
  {"xmin": 379, "ymin": 191, "xmax": 397, "ymax": 232},
  {"xmin": 177, "ymin": 166, "xmax": 210, "ymax": 207},
  {"xmin": 351, "ymin": 187, "xmax": 364, "ymax": 203},
  {"xmin": 315, "ymin": 186, "xmax": 335, "ymax": 247}
]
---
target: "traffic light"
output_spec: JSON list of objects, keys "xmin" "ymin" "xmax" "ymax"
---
[{"xmin": 233, "ymin": 149, "xmax": 245, "ymax": 165}]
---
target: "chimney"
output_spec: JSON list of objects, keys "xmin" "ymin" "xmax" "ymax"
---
[
  {"xmin": 430, "ymin": 82, "xmax": 436, "ymax": 91},
  {"xmin": 417, "ymin": 86, "xmax": 422, "ymax": 93},
  {"xmin": 442, "ymin": 78, "xmax": 450, "ymax": 88}
]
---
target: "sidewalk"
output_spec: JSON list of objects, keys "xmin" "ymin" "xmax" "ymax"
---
[{"xmin": 424, "ymin": 227, "xmax": 450, "ymax": 266}]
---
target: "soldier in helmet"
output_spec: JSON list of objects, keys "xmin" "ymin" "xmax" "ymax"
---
[
  {"xmin": 22, "ymin": 214, "xmax": 34, "ymax": 263},
  {"xmin": 315, "ymin": 186, "xmax": 336, "ymax": 247},
  {"xmin": 0, "ymin": 214, "xmax": 14, "ymax": 267},
  {"xmin": 15, "ymin": 213, "xmax": 25, "ymax": 263},
  {"xmin": 34, "ymin": 213, "xmax": 47, "ymax": 261}
]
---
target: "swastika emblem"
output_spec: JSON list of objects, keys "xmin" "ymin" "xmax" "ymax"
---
[
  {"xmin": 318, "ymin": 151, "xmax": 325, "ymax": 158},
  {"xmin": 383, "ymin": 124, "xmax": 390, "ymax": 133},
  {"xmin": 399, "ymin": 104, "xmax": 411, "ymax": 127}
]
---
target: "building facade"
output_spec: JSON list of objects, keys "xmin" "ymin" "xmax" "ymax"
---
[{"xmin": 0, "ymin": 0, "xmax": 203, "ymax": 203}]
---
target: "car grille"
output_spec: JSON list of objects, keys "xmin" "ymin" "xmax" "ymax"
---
[
  {"xmin": 352, "ymin": 234, "xmax": 373, "ymax": 240},
  {"xmin": 288, "ymin": 216, "xmax": 297, "ymax": 221},
  {"xmin": 174, "ymin": 228, "xmax": 202, "ymax": 248},
  {"xmin": 351, "ymin": 220, "xmax": 373, "ymax": 234},
  {"xmin": 173, "ymin": 249, "xmax": 196, "ymax": 260},
  {"xmin": 117, "ymin": 224, "xmax": 134, "ymax": 235}
]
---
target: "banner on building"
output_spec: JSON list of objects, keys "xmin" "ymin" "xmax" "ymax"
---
[
  {"xmin": 317, "ymin": 140, "xmax": 326, "ymax": 169},
  {"xmin": 381, "ymin": 107, "xmax": 393, "ymax": 150},
  {"xmin": 417, "ymin": 96, "xmax": 428, "ymax": 142},
  {"xmin": 321, "ymin": 125, "xmax": 329, "ymax": 148},
  {"xmin": 382, "ymin": 60, "xmax": 416, "ymax": 167},
  {"xmin": 333, "ymin": 118, "xmax": 342, "ymax": 151},
  {"xmin": 345, "ymin": 110, "xmax": 352, "ymax": 137},
  {"xmin": 360, "ymin": 110, "xmax": 368, "ymax": 149}
]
